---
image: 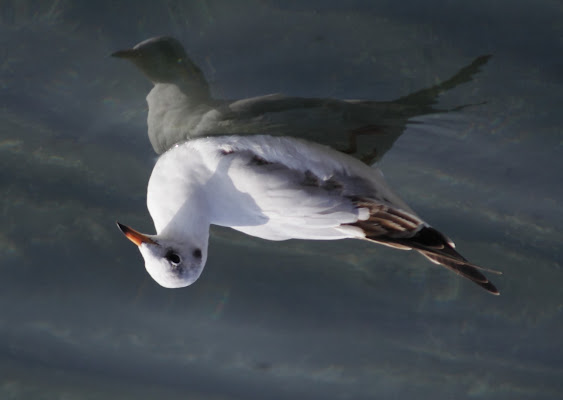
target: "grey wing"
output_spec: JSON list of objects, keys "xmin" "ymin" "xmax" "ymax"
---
[{"xmin": 226, "ymin": 94, "xmax": 339, "ymax": 118}]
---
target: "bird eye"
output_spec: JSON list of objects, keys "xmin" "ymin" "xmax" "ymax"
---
[
  {"xmin": 165, "ymin": 250, "xmax": 181, "ymax": 265},
  {"xmin": 192, "ymin": 248, "xmax": 202, "ymax": 259}
]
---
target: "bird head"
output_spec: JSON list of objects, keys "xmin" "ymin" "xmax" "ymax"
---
[
  {"xmin": 116, "ymin": 222, "xmax": 207, "ymax": 288},
  {"xmin": 111, "ymin": 36, "xmax": 209, "ymax": 89}
]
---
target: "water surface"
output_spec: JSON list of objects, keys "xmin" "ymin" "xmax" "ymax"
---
[{"xmin": 1, "ymin": 1, "xmax": 562, "ymax": 399}]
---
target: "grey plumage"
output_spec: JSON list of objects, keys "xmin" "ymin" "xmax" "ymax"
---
[{"xmin": 112, "ymin": 36, "xmax": 491, "ymax": 164}]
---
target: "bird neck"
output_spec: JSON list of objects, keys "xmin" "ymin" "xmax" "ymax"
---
[
  {"xmin": 175, "ymin": 77, "xmax": 212, "ymax": 104},
  {"xmin": 155, "ymin": 190, "xmax": 212, "ymax": 248},
  {"xmin": 147, "ymin": 82, "xmax": 215, "ymax": 127}
]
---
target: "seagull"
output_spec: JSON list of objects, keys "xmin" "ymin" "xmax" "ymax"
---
[
  {"xmin": 116, "ymin": 135, "xmax": 500, "ymax": 294},
  {"xmin": 112, "ymin": 36, "xmax": 491, "ymax": 164}
]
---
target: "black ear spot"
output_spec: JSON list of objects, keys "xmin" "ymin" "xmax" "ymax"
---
[{"xmin": 193, "ymin": 248, "xmax": 202, "ymax": 259}]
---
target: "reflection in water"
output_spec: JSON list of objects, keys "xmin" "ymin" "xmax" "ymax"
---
[
  {"xmin": 112, "ymin": 36, "xmax": 491, "ymax": 164},
  {"xmin": 117, "ymin": 135, "xmax": 499, "ymax": 293}
]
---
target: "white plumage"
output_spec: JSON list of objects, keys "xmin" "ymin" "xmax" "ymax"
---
[{"xmin": 117, "ymin": 135, "xmax": 500, "ymax": 294}]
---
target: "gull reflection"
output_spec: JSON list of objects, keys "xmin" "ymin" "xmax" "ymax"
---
[{"xmin": 112, "ymin": 36, "xmax": 491, "ymax": 164}]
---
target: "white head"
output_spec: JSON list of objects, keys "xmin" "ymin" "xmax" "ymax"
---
[{"xmin": 117, "ymin": 222, "xmax": 207, "ymax": 288}]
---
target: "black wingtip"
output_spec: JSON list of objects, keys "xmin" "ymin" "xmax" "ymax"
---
[
  {"xmin": 477, "ymin": 279, "xmax": 500, "ymax": 295},
  {"xmin": 384, "ymin": 227, "xmax": 502, "ymax": 295}
]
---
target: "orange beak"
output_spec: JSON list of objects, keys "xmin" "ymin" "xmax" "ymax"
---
[{"xmin": 116, "ymin": 222, "xmax": 156, "ymax": 246}]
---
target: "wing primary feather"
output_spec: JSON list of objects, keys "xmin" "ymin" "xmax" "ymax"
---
[
  {"xmin": 419, "ymin": 252, "xmax": 500, "ymax": 295},
  {"xmin": 363, "ymin": 226, "xmax": 501, "ymax": 295},
  {"xmin": 348, "ymin": 199, "xmax": 501, "ymax": 294}
]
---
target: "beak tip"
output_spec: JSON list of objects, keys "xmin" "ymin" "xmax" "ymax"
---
[
  {"xmin": 116, "ymin": 221, "xmax": 155, "ymax": 246},
  {"xmin": 116, "ymin": 221, "xmax": 126, "ymax": 232},
  {"xmin": 111, "ymin": 49, "xmax": 135, "ymax": 59}
]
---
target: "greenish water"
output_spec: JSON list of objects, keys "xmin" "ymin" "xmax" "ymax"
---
[{"xmin": 1, "ymin": 1, "xmax": 561, "ymax": 399}]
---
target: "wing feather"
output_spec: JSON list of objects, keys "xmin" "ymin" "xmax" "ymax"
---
[
  {"xmin": 196, "ymin": 136, "xmax": 501, "ymax": 294},
  {"xmin": 218, "ymin": 146, "xmax": 362, "ymax": 240},
  {"xmin": 348, "ymin": 197, "xmax": 500, "ymax": 294}
]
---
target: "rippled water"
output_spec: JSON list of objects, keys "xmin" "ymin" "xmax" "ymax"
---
[{"xmin": 1, "ymin": 1, "xmax": 562, "ymax": 399}]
